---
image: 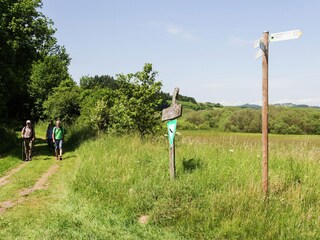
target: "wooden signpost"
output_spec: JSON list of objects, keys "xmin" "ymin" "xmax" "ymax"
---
[
  {"xmin": 254, "ymin": 30, "xmax": 302, "ymax": 195},
  {"xmin": 162, "ymin": 88, "xmax": 182, "ymax": 179}
]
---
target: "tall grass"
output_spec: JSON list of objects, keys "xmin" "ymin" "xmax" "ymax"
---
[
  {"xmin": 0, "ymin": 129, "xmax": 319, "ymax": 239},
  {"xmin": 71, "ymin": 131, "xmax": 320, "ymax": 239}
]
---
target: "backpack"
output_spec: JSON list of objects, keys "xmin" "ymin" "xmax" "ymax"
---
[{"xmin": 22, "ymin": 126, "xmax": 34, "ymax": 139}]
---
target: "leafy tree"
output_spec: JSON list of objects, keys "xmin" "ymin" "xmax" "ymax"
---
[
  {"xmin": 204, "ymin": 102, "xmax": 223, "ymax": 109},
  {"xmin": 113, "ymin": 63, "xmax": 163, "ymax": 136},
  {"xmin": 79, "ymin": 88, "xmax": 115, "ymax": 131},
  {"xmin": 43, "ymin": 79, "xmax": 81, "ymax": 124},
  {"xmin": 159, "ymin": 91, "xmax": 171, "ymax": 101},
  {"xmin": 0, "ymin": 0, "xmax": 56, "ymax": 121},
  {"xmin": 78, "ymin": 64, "xmax": 163, "ymax": 136},
  {"xmin": 186, "ymin": 111, "xmax": 205, "ymax": 126},
  {"xmin": 80, "ymin": 75, "xmax": 117, "ymax": 90},
  {"xmin": 29, "ymin": 46, "xmax": 71, "ymax": 119},
  {"xmin": 204, "ymin": 109, "xmax": 224, "ymax": 128},
  {"xmin": 179, "ymin": 95, "xmax": 197, "ymax": 104},
  {"xmin": 109, "ymin": 93, "xmax": 135, "ymax": 135},
  {"xmin": 218, "ymin": 109, "xmax": 261, "ymax": 133}
]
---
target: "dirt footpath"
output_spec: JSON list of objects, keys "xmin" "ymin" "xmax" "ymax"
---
[{"xmin": 0, "ymin": 164, "xmax": 59, "ymax": 214}]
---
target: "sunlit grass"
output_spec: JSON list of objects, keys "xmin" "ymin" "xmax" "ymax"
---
[
  {"xmin": 0, "ymin": 130, "xmax": 320, "ymax": 239},
  {"xmin": 70, "ymin": 131, "xmax": 320, "ymax": 239}
]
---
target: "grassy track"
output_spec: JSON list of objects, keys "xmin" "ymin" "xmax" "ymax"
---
[{"xmin": 0, "ymin": 129, "xmax": 320, "ymax": 239}]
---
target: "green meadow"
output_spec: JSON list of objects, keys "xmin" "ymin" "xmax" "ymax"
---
[
  {"xmin": 0, "ymin": 126, "xmax": 319, "ymax": 239},
  {"xmin": 2, "ymin": 1, "xmax": 319, "ymax": 239}
]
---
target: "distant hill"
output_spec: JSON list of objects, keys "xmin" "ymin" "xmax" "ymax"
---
[
  {"xmin": 239, "ymin": 103, "xmax": 320, "ymax": 109},
  {"xmin": 273, "ymin": 103, "xmax": 320, "ymax": 108}
]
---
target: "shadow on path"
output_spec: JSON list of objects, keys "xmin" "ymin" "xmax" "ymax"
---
[
  {"xmin": 3, "ymin": 138, "xmax": 55, "ymax": 162},
  {"xmin": 33, "ymin": 138, "xmax": 55, "ymax": 160}
]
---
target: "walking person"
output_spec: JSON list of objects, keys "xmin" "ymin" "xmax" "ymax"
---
[
  {"xmin": 21, "ymin": 120, "xmax": 35, "ymax": 161},
  {"xmin": 46, "ymin": 121, "xmax": 54, "ymax": 151},
  {"xmin": 52, "ymin": 120, "xmax": 65, "ymax": 161}
]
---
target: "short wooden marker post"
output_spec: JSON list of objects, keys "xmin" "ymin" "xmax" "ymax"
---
[{"xmin": 162, "ymin": 88, "xmax": 182, "ymax": 180}]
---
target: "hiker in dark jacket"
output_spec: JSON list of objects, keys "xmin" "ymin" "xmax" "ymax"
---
[
  {"xmin": 21, "ymin": 120, "xmax": 35, "ymax": 161},
  {"xmin": 46, "ymin": 121, "xmax": 54, "ymax": 151}
]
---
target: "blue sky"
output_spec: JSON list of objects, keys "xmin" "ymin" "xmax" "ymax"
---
[{"xmin": 42, "ymin": 0, "xmax": 320, "ymax": 105}]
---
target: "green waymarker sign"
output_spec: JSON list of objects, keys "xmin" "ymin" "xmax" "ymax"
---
[{"xmin": 167, "ymin": 119, "xmax": 177, "ymax": 146}]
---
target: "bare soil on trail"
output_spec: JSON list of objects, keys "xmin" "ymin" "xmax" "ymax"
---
[
  {"xmin": 19, "ymin": 164, "xmax": 59, "ymax": 196},
  {"xmin": 0, "ymin": 164, "xmax": 59, "ymax": 214},
  {"xmin": 0, "ymin": 163, "xmax": 27, "ymax": 187}
]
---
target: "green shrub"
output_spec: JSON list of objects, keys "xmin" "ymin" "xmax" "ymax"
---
[
  {"xmin": 178, "ymin": 119, "xmax": 197, "ymax": 130},
  {"xmin": 79, "ymin": 88, "xmax": 114, "ymax": 132},
  {"xmin": 185, "ymin": 111, "xmax": 205, "ymax": 126}
]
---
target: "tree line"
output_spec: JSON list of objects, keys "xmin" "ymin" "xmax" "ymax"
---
[
  {"xmin": 43, "ymin": 64, "xmax": 163, "ymax": 137},
  {"xmin": 180, "ymin": 107, "xmax": 320, "ymax": 135}
]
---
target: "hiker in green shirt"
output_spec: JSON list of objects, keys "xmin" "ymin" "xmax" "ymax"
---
[{"xmin": 52, "ymin": 120, "xmax": 65, "ymax": 160}]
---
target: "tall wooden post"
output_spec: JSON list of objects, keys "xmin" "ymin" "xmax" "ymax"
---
[
  {"xmin": 262, "ymin": 31, "xmax": 269, "ymax": 195},
  {"xmin": 254, "ymin": 29, "xmax": 302, "ymax": 195}
]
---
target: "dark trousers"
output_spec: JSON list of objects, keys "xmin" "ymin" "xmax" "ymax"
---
[{"xmin": 47, "ymin": 138, "xmax": 54, "ymax": 150}]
